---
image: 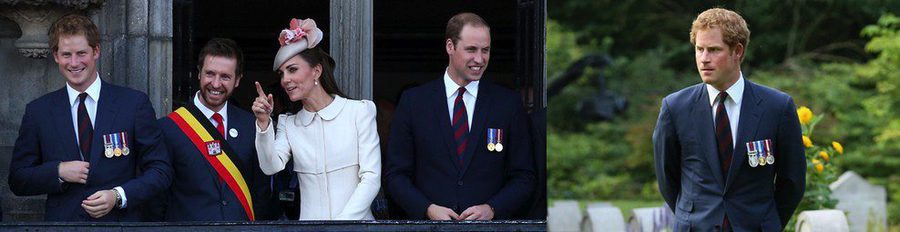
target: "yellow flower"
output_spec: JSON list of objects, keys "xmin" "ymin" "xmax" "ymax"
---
[
  {"xmin": 797, "ymin": 106, "xmax": 813, "ymax": 125},
  {"xmin": 832, "ymin": 141, "xmax": 844, "ymax": 154},
  {"xmin": 819, "ymin": 151, "xmax": 830, "ymax": 162},
  {"xmin": 812, "ymin": 158, "xmax": 824, "ymax": 172},
  {"xmin": 802, "ymin": 136, "xmax": 813, "ymax": 148}
]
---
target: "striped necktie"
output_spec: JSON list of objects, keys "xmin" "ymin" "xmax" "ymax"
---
[
  {"xmin": 77, "ymin": 93, "xmax": 93, "ymax": 159},
  {"xmin": 451, "ymin": 87, "xmax": 469, "ymax": 165}
]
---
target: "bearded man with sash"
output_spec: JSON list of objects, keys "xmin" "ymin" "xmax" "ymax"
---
[{"xmin": 155, "ymin": 38, "xmax": 276, "ymax": 221}]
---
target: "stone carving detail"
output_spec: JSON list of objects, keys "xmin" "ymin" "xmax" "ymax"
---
[{"xmin": 0, "ymin": 0, "xmax": 105, "ymax": 59}]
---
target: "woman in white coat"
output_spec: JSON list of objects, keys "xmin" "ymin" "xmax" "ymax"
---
[{"xmin": 251, "ymin": 18, "xmax": 381, "ymax": 220}]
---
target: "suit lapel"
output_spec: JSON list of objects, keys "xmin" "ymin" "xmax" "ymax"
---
[
  {"xmin": 429, "ymin": 80, "xmax": 461, "ymax": 171},
  {"xmin": 690, "ymin": 84, "xmax": 726, "ymax": 188},
  {"xmin": 226, "ymin": 104, "xmax": 246, "ymax": 161},
  {"xmin": 460, "ymin": 82, "xmax": 491, "ymax": 177},
  {"xmin": 725, "ymin": 79, "xmax": 763, "ymax": 190},
  {"xmin": 91, "ymin": 81, "xmax": 121, "ymax": 165},
  {"xmin": 50, "ymin": 89, "xmax": 81, "ymax": 161}
]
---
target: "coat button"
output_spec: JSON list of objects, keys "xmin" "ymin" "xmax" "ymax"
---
[
  {"xmin": 221, "ymin": 200, "xmax": 228, "ymax": 206},
  {"xmin": 457, "ymin": 180, "xmax": 463, "ymax": 186}
]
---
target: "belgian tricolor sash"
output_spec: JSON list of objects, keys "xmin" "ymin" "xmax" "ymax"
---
[{"xmin": 168, "ymin": 106, "xmax": 255, "ymax": 221}]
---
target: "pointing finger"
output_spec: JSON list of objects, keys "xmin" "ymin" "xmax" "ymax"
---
[{"xmin": 255, "ymin": 82, "xmax": 267, "ymax": 98}]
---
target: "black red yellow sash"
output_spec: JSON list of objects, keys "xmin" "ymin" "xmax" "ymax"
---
[{"xmin": 168, "ymin": 106, "xmax": 255, "ymax": 221}]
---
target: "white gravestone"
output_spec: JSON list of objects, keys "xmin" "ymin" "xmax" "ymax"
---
[
  {"xmin": 548, "ymin": 200, "xmax": 583, "ymax": 232},
  {"xmin": 581, "ymin": 203, "xmax": 625, "ymax": 232},
  {"xmin": 830, "ymin": 171, "xmax": 887, "ymax": 232},
  {"xmin": 628, "ymin": 206, "xmax": 673, "ymax": 232},
  {"xmin": 795, "ymin": 209, "xmax": 849, "ymax": 232}
]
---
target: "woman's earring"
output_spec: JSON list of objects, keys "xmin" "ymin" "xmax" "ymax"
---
[{"xmin": 315, "ymin": 80, "xmax": 319, "ymax": 86}]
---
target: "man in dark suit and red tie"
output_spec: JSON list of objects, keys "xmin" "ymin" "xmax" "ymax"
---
[
  {"xmin": 8, "ymin": 14, "xmax": 172, "ymax": 221},
  {"xmin": 155, "ymin": 38, "xmax": 275, "ymax": 221},
  {"xmin": 653, "ymin": 8, "xmax": 806, "ymax": 231},
  {"xmin": 385, "ymin": 12, "xmax": 535, "ymax": 220}
]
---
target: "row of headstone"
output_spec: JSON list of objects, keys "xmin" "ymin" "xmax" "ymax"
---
[
  {"xmin": 549, "ymin": 200, "xmax": 670, "ymax": 232},
  {"xmin": 549, "ymin": 171, "xmax": 887, "ymax": 232}
]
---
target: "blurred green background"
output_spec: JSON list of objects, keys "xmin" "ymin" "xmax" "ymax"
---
[{"xmin": 546, "ymin": 1, "xmax": 900, "ymax": 229}]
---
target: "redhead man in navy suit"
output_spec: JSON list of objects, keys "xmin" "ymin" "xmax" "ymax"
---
[
  {"xmin": 653, "ymin": 8, "xmax": 806, "ymax": 231},
  {"xmin": 8, "ymin": 14, "xmax": 172, "ymax": 221},
  {"xmin": 155, "ymin": 38, "xmax": 275, "ymax": 221},
  {"xmin": 385, "ymin": 12, "xmax": 535, "ymax": 220}
]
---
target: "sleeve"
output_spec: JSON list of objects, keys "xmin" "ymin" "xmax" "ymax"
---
[
  {"xmin": 774, "ymin": 95, "xmax": 806, "ymax": 226},
  {"xmin": 336, "ymin": 101, "xmax": 382, "ymax": 220},
  {"xmin": 8, "ymin": 103, "xmax": 66, "ymax": 196},
  {"xmin": 249, "ymin": 132, "xmax": 276, "ymax": 220},
  {"xmin": 384, "ymin": 91, "xmax": 433, "ymax": 219},
  {"xmin": 119, "ymin": 94, "xmax": 174, "ymax": 207},
  {"xmin": 256, "ymin": 115, "xmax": 292, "ymax": 175},
  {"xmin": 486, "ymin": 97, "xmax": 536, "ymax": 218},
  {"xmin": 653, "ymin": 98, "xmax": 681, "ymax": 212}
]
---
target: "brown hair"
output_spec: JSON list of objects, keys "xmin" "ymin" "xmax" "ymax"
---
[
  {"xmin": 49, "ymin": 14, "xmax": 100, "ymax": 52},
  {"xmin": 690, "ymin": 8, "xmax": 750, "ymax": 58},
  {"xmin": 197, "ymin": 38, "xmax": 244, "ymax": 77},
  {"xmin": 445, "ymin": 12, "xmax": 490, "ymax": 46},
  {"xmin": 285, "ymin": 47, "xmax": 348, "ymax": 99}
]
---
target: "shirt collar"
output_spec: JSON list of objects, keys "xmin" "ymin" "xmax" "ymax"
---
[
  {"xmin": 297, "ymin": 95, "xmax": 347, "ymax": 126},
  {"xmin": 443, "ymin": 68, "xmax": 479, "ymax": 100},
  {"xmin": 193, "ymin": 91, "xmax": 228, "ymax": 120},
  {"xmin": 66, "ymin": 73, "xmax": 102, "ymax": 107},
  {"xmin": 706, "ymin": 72, "xmax": 745, "ymax": 107}
]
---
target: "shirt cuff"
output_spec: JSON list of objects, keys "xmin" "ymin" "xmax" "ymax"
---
[{"xmin": 114, "ymin": 186, "xmax": 128, "ymax": 208}]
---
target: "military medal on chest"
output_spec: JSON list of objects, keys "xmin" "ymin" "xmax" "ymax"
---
[
  {"xmin": 103, "ymin": 134, "xmax": 114, "ymax": 158},
  {"xmin": 112, "ymin": 132, "xmax": 123, "ymax": 157},
  {"xmin": 757, "ymin": 140, "xmax": 767, "ymax": 166},
  {"xmin": 746, "ymin": 141, "xmax": 759, "ymax": 167},
  {"xmin": 120, "ymin": 132, "xmax": 130, "ymax": 156},
  {"xmin": 765, "ymin": 139, "xmax": 775, "ymax": 165},
  {"xmin": 487, "ymin": 128, "xmax": 496, "ymax": 152},
  {"xmin": 495, "ymin": 128, "xmax": 504, "ymax": 152}
]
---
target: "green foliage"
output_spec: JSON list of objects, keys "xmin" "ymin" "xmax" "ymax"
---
[
  {"xmin": 547, "ymin": 17, "xmax": 692, "ymax": 200},
  {"xmin": 784, "ymin": 109, "xmax": 842, "ymax": 232}
]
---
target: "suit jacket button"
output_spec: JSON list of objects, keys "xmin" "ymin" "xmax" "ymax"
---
[
  {"xmin": 457, "ymin": 180, "xmax": 463, "ymax": 186},
  {"xmin": 222, "ymin": 200, "xmax": 228, "ymax": 206}
]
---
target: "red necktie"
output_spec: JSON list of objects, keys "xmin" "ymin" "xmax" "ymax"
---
[
  {"xmin": 212, "ymin": 112, "xmax": 225, "ymax": 137},
  {"xmin": 715, "ymin": 91, "xmax": 733, "ymax": 231},
  {"xmin": 451, "ymin": 87, "xmax": 469, "ymax": 165},
  {"xmin": 77, "ymin": 93, "xmax": 93, "ymax": 159}
]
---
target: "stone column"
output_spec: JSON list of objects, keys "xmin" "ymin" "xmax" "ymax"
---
[
  {"xmin": 95, "ymin": 0, "xmax": 171, "ymax": 117},
  {"xmin": 329, "ymin": 0, "xmax": 373, "ymax": 100}
]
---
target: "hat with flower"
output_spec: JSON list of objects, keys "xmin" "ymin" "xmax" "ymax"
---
[{"xmin": 273, "ymin": 18, "xmax": 324, "ymax": 71}]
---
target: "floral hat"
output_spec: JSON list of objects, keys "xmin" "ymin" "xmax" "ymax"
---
[{"xmin": 273, "ymin": 18, "xmax": 324, "ymax": 71}]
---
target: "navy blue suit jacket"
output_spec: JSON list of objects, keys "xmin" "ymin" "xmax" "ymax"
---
[
  {"xmin": 385, "ymin": 79, "xmax": 535, "ymax": 219},
  {"xmin": 9, "ymin": 80, "xmax": 173, "ymax": 221},
  {"xmin": 157, "ymin": 103, "xmax": 274, "ymax": 221},
  {"xmin": 653, "ymin": 79, "xmax": 806, "ymax": 231}
]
